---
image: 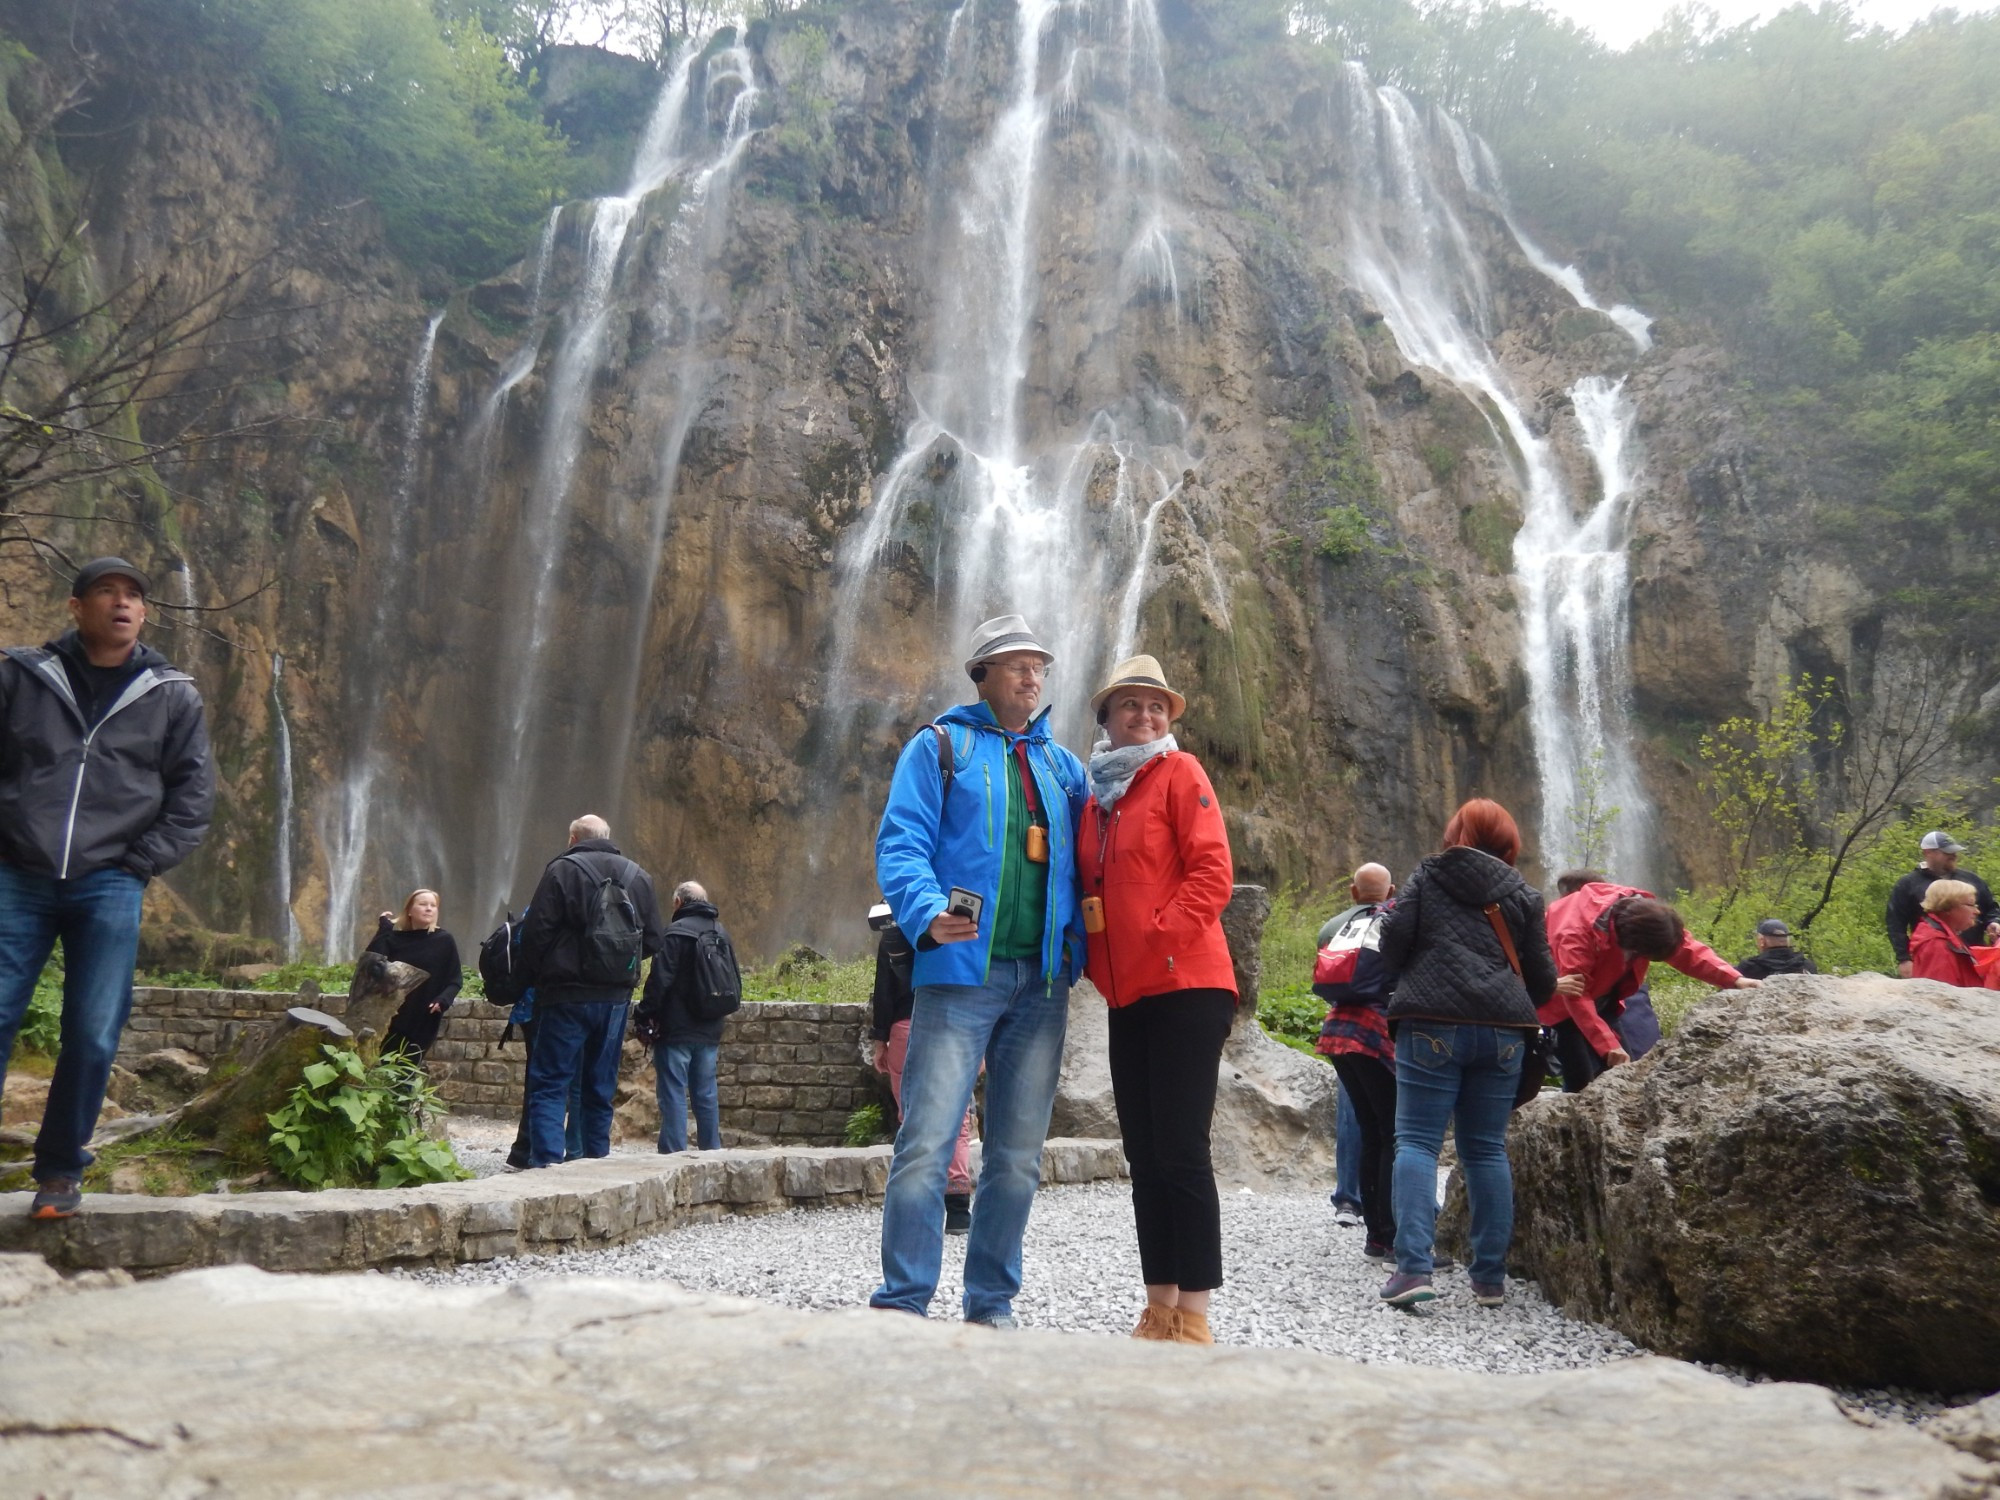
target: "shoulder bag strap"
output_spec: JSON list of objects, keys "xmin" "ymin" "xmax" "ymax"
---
[{"xmin": 1483, "ymin": 902, "xmax": 1523, "ymax": 977}]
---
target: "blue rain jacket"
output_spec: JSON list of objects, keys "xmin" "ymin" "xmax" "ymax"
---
[{"xmin": 875, "ymin": 699, "xmax": 1087, "ymax": 990}]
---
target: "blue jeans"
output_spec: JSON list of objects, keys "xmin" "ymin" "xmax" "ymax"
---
[
  {"xmin": 524, "ymin": 999, "xmax": 627, "ymax": 1166},
  {"xmin": 872, "ymin": 958, "xmax": 1069, "ymax": 1322},
  {"xmin": 0, "ymin": 863, "xmax": 147, "ymax": 1180},
  {"xmin": 1332, "ymin": 1078, "xmax": 1363, "ymax": 1210},
  {"xmin": 1391, "ymin": 1022, "xmax": 1525, "ymax": 1285},
  {"xmin": 654, "ymin": 1041, "xmax": 721, "ymax": 1152}
]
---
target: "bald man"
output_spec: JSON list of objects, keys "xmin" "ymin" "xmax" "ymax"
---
[{"xmin": 1318, "ymin": 864, "xmax": 1395, "ymax": 1230}]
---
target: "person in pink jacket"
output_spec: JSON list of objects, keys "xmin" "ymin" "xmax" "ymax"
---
[{"xmin": 1543, "ymin": 883, "xmax": 1760, "ymax": 1091}]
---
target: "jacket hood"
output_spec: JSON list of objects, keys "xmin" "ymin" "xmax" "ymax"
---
[
  {"xmin": 1754, "ymin": 946, "xmax": 1815, "ymax": 974},
  {"xmin": 45, "ymin": 629, "xmax": 173, "ymax": 676},
  {"xmin": 565, "ymin": 837, "xmax": 624, "ymax": 857},
  {"xmin": 1426, "ymin": 846, "xmax": 1531, "ymax": 906},
  {"xmin": 937, "ymin": 698, "xmax": 1053, "ymax": 739},
  {"xmin": 672, "ymin": 898, "xmax": 720, "ymax": 921}
]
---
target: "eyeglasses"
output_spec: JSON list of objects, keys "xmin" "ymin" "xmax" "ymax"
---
[{"xmin": 990, "ymin": 661, "xmax": 1050, "ymax": 681}]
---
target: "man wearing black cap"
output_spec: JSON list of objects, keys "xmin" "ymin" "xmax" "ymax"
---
[
  {"xmin": 0, "ymin": 558, "xmax": 213, "ymax": 1219},
  {"xmin": 1886, "ymin": 832, "xmax": 2000, "ymax": 978},
  {"xmin": 1735, "ymin": 920, "xmax": 1818, "ymax": 981}
]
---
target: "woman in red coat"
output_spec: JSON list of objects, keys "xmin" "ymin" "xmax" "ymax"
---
[
  {"xmin": 1910, "ymin": 881, "xmax": 1984, "ymax": 987},
  {"xmin": 1079, "ymin": 654, "xmax": 1237, "ymax": 1346}
]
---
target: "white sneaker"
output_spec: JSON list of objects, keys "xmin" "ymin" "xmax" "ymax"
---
[{"xmin": 1333, "ymin": 1204, "xmax": 1363, "ymax": 1229}]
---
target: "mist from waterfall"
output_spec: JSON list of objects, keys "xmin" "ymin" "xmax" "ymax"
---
[
  {"xmin": 823, "ymin": 0, "xmax": 1203, "ymax": 766},
  {"xmin": 1339, "ymin": 66, "xmax": 1653, "ymax": 877},
  {"xmin": 321, "ymin": 308, "xmax": 441, "ymax": 958}
]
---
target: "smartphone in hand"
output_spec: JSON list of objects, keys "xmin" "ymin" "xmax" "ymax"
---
[{"xmin": 946, "ymin": 886, "xmax": 985, "ymax": 928}]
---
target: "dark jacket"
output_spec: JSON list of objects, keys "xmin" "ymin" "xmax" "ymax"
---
[
  {"xmin": 518, "ymin": 838, "xmax": 665, "ymax": 1004},
  {"xmin": 635, "ymin": 898, "xmax": 732, "ymax": 1046},
  {"xmin": 366, "ymin": 918, "xmax": 464, "ymax": 1049},
  {"xmin": 869, "ymin": 923, "xmax": 916, "ymax": 1041},
  {"xmin": 1736, "ymin": 945, "xmax": 1817, "ymax": 980},
  {"xmin": 0, "ymin": 633, "xmax": 213, "ymax": 880},
  {"xmin": 1887, "ymin": 867, "xmax": 1998, "ymax": 963},
  {"xmin": 1377, "ymin": 847, "xmax": 1557, "ymax": 1028}
]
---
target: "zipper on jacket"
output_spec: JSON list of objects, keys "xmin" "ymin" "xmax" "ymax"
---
[{"xmin": 56, "ymin": 669, "xmax": 168, "ymax": 879}]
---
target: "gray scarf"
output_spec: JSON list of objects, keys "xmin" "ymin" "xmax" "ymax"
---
[{"xmin": 1089, "ymin": 734, "xmax": 1178, "ymax": 812}]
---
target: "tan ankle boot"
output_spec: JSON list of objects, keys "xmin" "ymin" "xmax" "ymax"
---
[
  {"xmin": 1172, "ymin": 1309, "xmax": 1214, "ymax": 1345},
  {"xmin": 1132, "ymin": 1304, "xmax": 1180, "ymax": 1340}
]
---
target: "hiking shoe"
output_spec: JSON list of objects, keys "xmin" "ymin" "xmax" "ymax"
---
[
  {"xmin": 1379, "ymin": 1271, "xmax": 1436, "ymax": 1307},
  {"xmin": 1472, "ymin": 1280, "xmax": 1506, "ymax": 1307},
  {"xmin": 30, "ymin": 1178, "xmax": 82, "ymax": 1220},
  {"xmin": 1362, "ymin": 1240, "xmax": 1393, "ymax": 1263},
  {"xmin": 944, "ymin": 1193, "xmax": 972, "ymax": 1236},
  {"xmin": 967, "ymin": 1313, "xmax": 1020, "ymax": 1330},
  {"xmin": 1132, "ymin": 1304, "xmax": 1180, "ymax": 1341},
  {"xmin": 1333, "ymin": 1202, "xmax": 1363, "ymax": 1229}
]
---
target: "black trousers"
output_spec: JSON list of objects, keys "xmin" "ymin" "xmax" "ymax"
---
[
  {"xmin": 1553, "ymin": 1018, "xmax": 1607, "ymax": 1093},
  {"xmin": 505, "ymin": 1017, "xmax": 540, "ymax": 1167},
  {"xmin": 1106, "ymin": 988, "xmax": 1236, "ymax": 1291},
  {"xmin": 1329, "ymin": 1052, "xmax": 1397, "ymax": 1247}
]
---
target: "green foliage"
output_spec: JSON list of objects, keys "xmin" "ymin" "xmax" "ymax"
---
[
  {"xmin": 207, "ymin": 0, "xmax": 573, "ymax": 277},
  {"xmin": 1257, "ymin": 888, "xmax": 1338, "ymax": 1058},
  {"xmin": 266, "ymin": 1044, "xmax": 472, "ymax": 1189},
  {"xmin": 1315, "ymin": 503, "xmax": 1376, "ymax": 563},
  {"xmin": 741, "ymin": 948, "xmax": 873, "ymax": 1006},
  {"xmin": 250, "ymin": 959, "xmax": 356, "ymax": 991},
  {"xmin": 13, "ymin": 950, "xmax": 64, "ymax": 1060},
  {"xmin": 843, "ymin": 1101, "xmax": 888, "ymax": 1147}
]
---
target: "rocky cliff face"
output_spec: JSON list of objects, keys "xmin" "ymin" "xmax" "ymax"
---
[{"xmin": 2, "ymin": 0, "xmax": 1988, "ymax": 958}]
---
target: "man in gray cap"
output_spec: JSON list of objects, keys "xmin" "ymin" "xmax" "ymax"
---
[
  {"xmin": 1887, "ymin": 832, "xmax": 1999, "ymax": 977},
  {"xmin": 1735, "ymin": 919, "xmax": 1817, "ymax": 980},
  {"xmin": 870, "ymin": 613, "xmax": 1088, "ymax": 1328},
  {"xmin": 0, "ymin": 558, "xmax": 213, "ymax": 1219}
]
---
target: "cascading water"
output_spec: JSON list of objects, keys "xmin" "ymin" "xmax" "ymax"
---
[
  {"xmin": 320, "ymin": 308, "xmax": 441, "ymax": 958},
  {"xmin": 823, "ymin": 0, "xmax": 1202, "ymax": 759},
  {"xmin": 1339, "ymin": 67, "xmax": 1653, "ymax": 876},
  {"xmin": 270, "ymin": 652, "xmax": 301, "ymax": 961}
]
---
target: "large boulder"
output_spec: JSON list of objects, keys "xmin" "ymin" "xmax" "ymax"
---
[{"xmin": 1498, "ymin": 974, "xmax": 2000, "ymax": 1391}]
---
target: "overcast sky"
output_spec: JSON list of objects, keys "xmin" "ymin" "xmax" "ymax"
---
[{"xmin": 1523, "ymin": 0, "xmax": 1999, "ymax": 49}]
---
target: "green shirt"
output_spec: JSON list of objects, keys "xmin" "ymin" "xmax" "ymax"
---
[{"xmin": 991, "ymin": 745, "xmax": 1049, "ymax": 961}]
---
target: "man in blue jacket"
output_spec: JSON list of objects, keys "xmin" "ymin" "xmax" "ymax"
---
[{"xmin": 870, "ymin": 614, "xmax": 1088, "ymax": 1327}]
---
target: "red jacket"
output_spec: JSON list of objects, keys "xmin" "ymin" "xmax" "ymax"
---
[
  {"xmin": 1544, "ymin": 883, "xmax": 1740, "ymax": 1058},
  {"xmin": 1910, "ymin": 913, "xmax": 1982, "ymax": 987},
  {"xmin": 1079, "ymin": 749, "xmax": 1237, "ymax": 1007}
]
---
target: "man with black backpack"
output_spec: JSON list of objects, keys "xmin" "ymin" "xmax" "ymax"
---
[
  {"xmin": 517, "ymin": 815, "xmax": 665, "ymax": 1167},
  {"xmin": 633, "ymin": 880, "xmax": 740, "ymax": 1153}
]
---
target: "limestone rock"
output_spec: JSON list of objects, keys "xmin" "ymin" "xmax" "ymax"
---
[
  {"xmin": 1930, "ymin": 1394, "xmax": 2000, "ymax": 1464},
  {"xmin": 1048, "ymin": 981, "xmax": 1118, "ymax": 1140},
  {"xmin": 0, "ymin": 1267, "xmax": 1990, "ymax": 1498},
  {"xmin": 1210, "ymin": 1015, "xmax": 1339, "ymax": 1189},
  {"xmin": 1502, "ymin": 974, "xmax": 2000, "ymax": 1390},
  {"xmin": 2, "ymin": 1072, "xmax": 49, "ymax": 1129}
]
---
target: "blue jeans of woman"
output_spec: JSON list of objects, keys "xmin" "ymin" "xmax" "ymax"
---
[
  {"xmin": 1391, "ymin": 1021, "xmax": 1525, "ymax": 1285},
  {"xmin": 871, "ymin": 958, "xmax": 1069, "ymax": 1323},
  {"xmin": 0, "ymin": 862, "xmax": 147, "ymax": 1181},
  {"xmin": 654, "ymin": 1041, "xmax": 721, "ymax": 1152}
]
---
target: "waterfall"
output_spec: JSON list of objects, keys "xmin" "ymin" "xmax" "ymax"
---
[
  {"xmin": 1339, "ymin": 67, "xmax": 1653, "ymax": 876},
  {"xmin": 270, "ymin": 652, "xmax": 301, "ymax": 962},
  {"xmin": 321, "ymin": 308, "xmax": 442, "ymax": 959},
  {"xmin": 822, "ymin": 0, "xmax": 1198, "ymax": 763}
]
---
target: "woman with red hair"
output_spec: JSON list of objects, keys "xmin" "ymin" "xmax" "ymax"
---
[{"xmin": 1373, "ymin": 800, "xmax": 1556, "ymax": 1308}]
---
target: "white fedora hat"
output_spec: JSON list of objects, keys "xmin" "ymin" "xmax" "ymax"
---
[{"xmin": 964, "ymin": 614, "xmax": 1055, "ymax": 677}]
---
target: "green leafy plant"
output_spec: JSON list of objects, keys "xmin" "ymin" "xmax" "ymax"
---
[
  {"xmin": 1257, "ymin": 888, "xmax": 1339, "ymax": 1058},
  {"xmin": 16, "ymin": 951, "xmax": 64, "ymax": 1059},
  {"xmin": 843, "ymin": 1102, "xmax": 888, "ymax": 1147},
  {"xmin": 266, "ymin": 1045, "xmax": 472, "ymax": 1189}
]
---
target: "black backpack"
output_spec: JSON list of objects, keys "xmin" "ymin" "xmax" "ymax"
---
[
  {"xmin": 478, "ymin": 910, "xmax": 527, "ymax": 1008},
  {"xmin": 686, "ymin": 924, "xmax": 743, "ymax": 1021},
  {"xmin": 564, "ymin": 852, "xmax": 645, "ymax": 987}
]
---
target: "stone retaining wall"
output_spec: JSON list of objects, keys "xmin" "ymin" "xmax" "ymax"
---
[
  {"xmin": 0, "ymin": 1140, "xmax": 1129, "ymax": 1277},
  {"xmin": 119, "ymin": 991, "xmax": 883, "ymax": 1145}
]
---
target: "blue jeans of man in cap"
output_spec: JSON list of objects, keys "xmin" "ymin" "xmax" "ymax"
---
[
  {"xmin": 654, "ymin": 1041, "xmax": 721, "ymax": 1152},
  {"xmin": 0, "ymin": 863, "xmax": 147, "ymax": 1181},
  {"xmin": 1332, "ymin": 1078, "xmax": 1363, "ymax": 1212},
  {"xmin": 1391, "ymin": 1022, "xmax": 1524, "ymax": 1286},
  {"xmin": 871, "ymin": 958, "xmax": 1069, "ymax": 1322},
  {"xmin": 525, "ymin": 999, "xmax": 628, "ymax": 1166}
]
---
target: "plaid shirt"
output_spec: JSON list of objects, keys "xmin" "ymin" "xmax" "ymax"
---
[{"xmin": 1317, "ymin": 1002, "xmax": 1393, "ymax": 1063}]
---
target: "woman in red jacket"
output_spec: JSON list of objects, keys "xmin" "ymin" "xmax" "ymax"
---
[
  {"xmin": 1079, "ymin": 655, "xmax": 1237, "ymax": 1346},
  {"xmin": 1910, "ymin": 881, "xmax": 1984, "ymax": 987}
]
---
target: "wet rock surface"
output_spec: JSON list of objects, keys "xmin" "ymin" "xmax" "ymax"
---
[
  {"xmin": 1, "ymin": 1261, "xmax": 1992, "ymax": 1498},
  {"xmin": 1499, "ymin": 974, "xmax": 2000, "ymax": 1392}
]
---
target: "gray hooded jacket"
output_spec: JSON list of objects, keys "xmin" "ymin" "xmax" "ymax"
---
[{"xmin": 0, "ymin": 633, "xmax": 214, "ymax": 880}]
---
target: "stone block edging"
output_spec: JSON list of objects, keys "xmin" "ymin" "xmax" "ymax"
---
[{"xmin": 0, "ymin": 1139, "xmax": 1129, "ymax": 1278}]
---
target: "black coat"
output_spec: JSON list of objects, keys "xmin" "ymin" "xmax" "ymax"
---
[
  {"xmin": 1377, "ymin": 847, "xmax": 1557, "ymax": 1028},
  {"xmin": 518, "ymin": 838, "xmax": 665, "ymax": 1004},
  {"xmin": 0, "ymin": 633, "xmax": 212, "ymax": 880},
  {"xmin": 1736, "ymin": 946, "xmax": 1817, "ymax": 980},
  {"xmin": 635, "ymin": 899, "xmax": 733, "ymax": 1046},
  {"xmin": 868, "ymin": 924, "xmax": 916, "ymax": 1041},
  {"xmin": 1887, "ymin": 866, "xmax": 1998, "ymax": 963},
  {"xmin": 366, "ymin": 919, "xmax": 464, "ymax": 1049}
]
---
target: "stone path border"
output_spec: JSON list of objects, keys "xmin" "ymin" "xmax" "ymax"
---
[{"xmin": 0, "ymin": 1139, "xmax": 1127, "ymax": 1278}]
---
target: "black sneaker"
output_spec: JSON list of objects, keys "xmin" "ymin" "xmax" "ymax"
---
[
  {"xmin": 944, "ymin": 1193, "xmax": 972, "ymax": 1236},
  {"xmin": 30, "ymin": 1177, "xmax": 82, "ymax": 1220},
  {"xmin": 1362, "ymin": 1240, "xmax": 1393, "ymax": 1263}
]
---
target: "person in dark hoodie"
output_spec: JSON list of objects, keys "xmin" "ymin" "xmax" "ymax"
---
[
  {"xmin": 1735, "ymin": 919, "xmax": 1817, "ymax": 981},
  {"xmin": 365, "ymin": 888, "xmax": 463, "ymax": 1065},
  {"xmin": 0, "ymin": 558, "xmax": 213, "ymax": 1220},
  {"xmin": 1374, "ymin": 799, "xmax": 1557, "ymax": 1310},
  {"xmin": 633, "ymin": 880, "xmax": 737, "ymax": 1152}
]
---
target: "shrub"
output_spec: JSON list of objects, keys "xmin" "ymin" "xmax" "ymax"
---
[
  {"xmin": 844, "ymin": 1102, "xmax": 888, "ymax": 1147},
  {"xmin": 266, "ymin": 1044, "xmax": 472, "ymax": 1189},
  {"xmin": 1258, "ymin": 888, "xmax": 1338, "ymax": 1058}
]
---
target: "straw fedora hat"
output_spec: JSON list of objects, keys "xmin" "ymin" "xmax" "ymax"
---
[{"xmin": 1090, "ymin": 654, "xmax": 1186, "ymax": 721}]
